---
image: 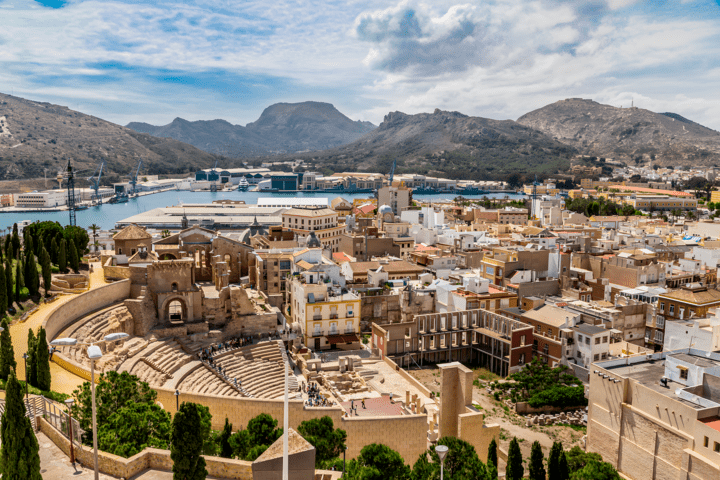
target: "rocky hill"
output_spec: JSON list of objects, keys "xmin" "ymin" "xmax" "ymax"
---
[
  {"xmin": 517, "ymin": 98, "xmax": 720, "ymax": 165},
  {"xmin": 292, "ymin": 109, "xmax": 576, "ymax": 180},
  {"xmin": 127, "ymin": 101, "xmax": 375, "ymax": 157},
  {"xmin": 0, "ymin": 92, "xmax": 220, "ymax": 182}
]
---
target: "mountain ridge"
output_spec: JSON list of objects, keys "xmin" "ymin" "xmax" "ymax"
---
[{"xmin": 127, "ymin": 101, "xmax": 376, "ymax": 157}]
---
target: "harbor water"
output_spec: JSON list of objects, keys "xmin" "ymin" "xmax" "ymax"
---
[{"xmin": 0, "ymin": 190, "xmax": 526, "ymax": 231}]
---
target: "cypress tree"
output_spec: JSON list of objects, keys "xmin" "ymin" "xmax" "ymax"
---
[
  {"xmin": 218, "ymin": 417, "xmax": 233, "ymax": 458},
  {"xmin": 171, "ymin": 402, "xmax": 209, "ymax": 480},
  {"xmin": 4, "ymin": 236, "xmax": 10, "ymax": 260},
  {"xmin": 0, "ymin": 263, "xmax": 7, "ymax": 316},
  {"xmin": 506, "ymin": 437, "xmax": 524, "ymax": 480},
  {"xmin": 548, "ymin": 442, "xmax": 569, "ymax": 480},
  {"xmin": 14, "ymin": 261, "xmax": 23, "ymax": 302},
  {"xmin": 24, "ymin": 235, "xmax": 33, "ymax": 259},
  {"xmin": 27, "ymin": 329, "xmax": 37, "ymax": 388},
  {"xmin": 488, "ymin": 437, "xmax": 498, "ymax": 469},
  {"xmin": 0, "ymin": 371, "xmax": 43, "ymax": 479},
  {"xmin": 35, "ymin": 327, "xmax": 51, "ymax": 392},
  {"xmin": 58, "ymin": 238, "xmax": 67, "ymax": 273},
  {"xmin": 5, "ymin": 260, "xmax": 13, "ymax": 310},
  {"xmin": 40, "ymin": 248, "xmax": 52, "ymax": 296},
  {"xmin": 24, "ymin": 250, "xmax": 39, "ymax": 298},
  {"xmin": 50, "ymin": 237, "xmax": 58, "ymax": 265},
  {"xmin": 11, "ymin": 224, "xmax": 20, "ymax": 258},
  {"xmin": 0, "ymin": 318, "xmax": 16, "ymax": 381},
  {"xmin": 68, "ymin": 239, "xmax": 79, "ymax": 273},
  {"xmin": 529, "ymin": 440, "xmax": 546, "ymax": 480}
]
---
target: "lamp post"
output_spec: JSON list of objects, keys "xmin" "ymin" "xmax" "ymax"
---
[
  {"xmin": 22, "ymin": 352, "xmax": 29, "ymax": 402},
  {"xmin": 65, "ymin": 398, "xmax": 75, "ymax": 465},
  {"xmin": 51, "ymin": 332, "xmax": 129, "ymax": 480},
  {"xmin": 436, "ymin": 444, "xmax": 449, "ymax": 480},
  {"xmin": 174, "ymin": 389, "xmax": 180, "ymax": 411}
]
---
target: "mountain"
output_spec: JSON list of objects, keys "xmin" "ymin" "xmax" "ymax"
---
[
  {"xmin": 517, "ymin": 98, "xmax": 720, "ymax": 165},
  {"xmin": 127, "ymin": 101, "xmax": 376, "ymax": 157},
  {"xmin": 292, "ymin": 108, "xmax": 576, "ymax": 180},
  {"xmin": 0, "ymin": 92, "xmax": 220, "ymax": 182}
]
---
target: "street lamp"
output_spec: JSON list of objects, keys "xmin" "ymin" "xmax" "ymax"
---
[
  {"xmin": 21, "ymin": 352, "xmax": 29, "ymax": 403},
  {"xmin": 65, "ymin": 398, "xmax": 75, "ymax": 465},
  {"xmin": 174, "ymin": 389, "xmax": 180, "ymax": 411},
  {"xmin": 436, "ymin": 444, "xmax": 449, "ymax": 480},
  {"xmin": 51, "ymin": 332, "xmax": 129, "ymax": 480}
]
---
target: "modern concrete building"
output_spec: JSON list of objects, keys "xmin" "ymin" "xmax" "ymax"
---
[{"xmin": 588, "ymin": 349, "xmax": 720, "ymax": 480}]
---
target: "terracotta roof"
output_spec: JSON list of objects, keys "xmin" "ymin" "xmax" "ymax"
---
[
  {"xmin": 660, "ymin": 288, "xmax": 720, "ymax": 305},
  {"xmin": 521, "ymin": 305, "xmax": 572, "ymax": 328},
  {"xmin": 333, "ymin": 252, "xmax": 353, "ymax": 263},
  {"xmin": 113, "ymin": 224, "xmax": 152, "ymax": 241}
]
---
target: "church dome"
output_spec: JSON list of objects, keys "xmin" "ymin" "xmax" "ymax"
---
[
  {"xmin": 378, "ymin": 205, "xmax": 393, "ymax": 215},
  {"xmin": 307, "ymin": 231, "xmax": 322, "ymax": 248}
]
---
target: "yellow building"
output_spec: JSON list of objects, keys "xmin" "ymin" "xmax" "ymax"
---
[
  {"xmin": 523, "ymin": 184, "xmax": 559, "ymax": 196},
  {"xmin": 711, "ymin": 190, "xmax": 720, "ymax": 204},
  {"xmin": 289, "ymin": 271, "xmax": 361, "ymax": 351},
  {"xmin": 626, "ymin": 195, "xmax": 697, "ymax": 211}
]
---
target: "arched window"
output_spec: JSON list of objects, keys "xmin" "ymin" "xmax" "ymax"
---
[
  {"xmin": 171, "ymin": 282, "xmax": 178, "ymax": 292},
  {"xmin": 168, "ymin": 300, "xmax": 183, "ymax": 321}
]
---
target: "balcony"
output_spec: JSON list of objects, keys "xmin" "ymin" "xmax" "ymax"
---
[
  {"xmin": 311, "ymin": 330, "xmax": 325, "ymax": 337},
  {"xmin": 344, "ymin": 328, "xmax": 356, "ymax": 335},
  {"xmin": 313, "ymin": 315, "xmax": 322, "ymax": 321},
  {"xmin": 330, "ymin": 314, "xmax": 339, "ymax": 320}
]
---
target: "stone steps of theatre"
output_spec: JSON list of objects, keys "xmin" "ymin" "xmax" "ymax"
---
[
  {"xmin": 118, "ymin": 340, "xmax": 176, "ymax": 374},
  {"xmin": 166, "ymin": 360, "xmax": 204, "ymax": 390}
]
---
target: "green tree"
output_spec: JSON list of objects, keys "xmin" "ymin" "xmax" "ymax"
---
[
  {"xmin": 346, "ymin": 443, "xmax": 410, "ymax": 480},
  {"xmin": 569, "ymin": 459, "xmax": 620, "ymax": 480},
  {"xmin": 171, "ymin": 402, "xmax": 209, "ymax": 480},
  {"xmin": 88, "ymin": 224, "xmax": 100, "ymax": 251},
  {"xmin": 98, "ymin": 402, "xmax": 171, "ymax": 458},
  {"xmin": 506, "ymin": 438, "xmax": 524, "ymax": 480},
  {"xmin": 24, "ymin": 249, "xmax": 39, "ymax": 297},
  {"xmin": 529, "ymin": 440, "xmax": 546, "ymax": 480},
  {"xmin": 64, "ymin": 225, "xmax": 90, "ymax": 256},
  {"xmin": 487, "ymin": 438, "xmax": 498, "ymax": 469},
  {"xmin": 58, "ymin": 238, "xmax": 67, "ymax": 273},
  {"xmin": 40, "ymin": 247, "xmax": 52, "ymax": 296},
  {"xmin": 217, "ymin": 418, "xmax": 233, "ymax": 459},
  {"xmin": 35, "ymin": 327, "xmax": 51, "ymax": 391},
  {"xmin": 297, "ymin": 416, "xmax": 347, "ymax": 467},
  {"xmin": 11, "ymin": 223, "xmax": 20, "ymax": 258},
  {"xmin": 4, "ymin": 235, "xmax": 10, "ymax": 260},
  {"xmin": 0, "ymin": 263, "xmax": 7, "ymax": 315},
  {"xmin": 0, "ymin": 318, "xmax": 16, "ymax": 381},
  {"xmin": 228, "ymin": 413, "xmax": 283, "ymax": 461},
  {"xmin": 548, "ymin": 442, "xmax": 569, "ymax": 480},
  {"xmin": 15, "ymin": 260, "xmax": 24, "ymax": 302},
  {"xmin": 564, "ymin": 446, "xmax": 602, "ymax": 473},
  {"xmin": 5, "ymin": 260, "xmax": 13, "ymax": 309},
  {"xmin": 68, "ymin": 238, "xmax": 79, "ymax": 273},
  {"xmin": 71, "ymin": 371, "xmax": 157, "ymax": 444},
  {"xmin": 50, "ymin": 237, "xmax": 58, "ymax": 265},
  {"xmin": 27, "ymin": 329, "xmax": 37, "ymax": 388},
  {"xmin": 0, "ymin": 371, "xmax": 42, "ymax": 479},
  {"xmin": 411, "ymin": 437, "xmax": 489, "ymax": 480}
]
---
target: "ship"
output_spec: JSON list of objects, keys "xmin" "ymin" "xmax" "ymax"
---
[{"xmin": 237, "ymin": 177, "xmax": 250, "ymax": 191}]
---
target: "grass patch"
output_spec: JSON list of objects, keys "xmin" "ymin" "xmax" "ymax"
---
[{"xmin": 555, "ymin": 423, "xmax": 587, "ymax": 433}]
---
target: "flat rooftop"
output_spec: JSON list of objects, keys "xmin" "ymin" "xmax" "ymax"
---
[{"xmin": 605, "ymin": 359, "xmax": 705, "ymax": 408}]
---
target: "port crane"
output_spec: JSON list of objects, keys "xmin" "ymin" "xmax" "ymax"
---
[
  {"xmin": 388, "ymin": 158, "xmax": 396, "ymax": 186},
  {"xmin": 210, "ymin": 159, "xmax": 219, "ymax": 192},
  {"xmin": 129, "ymin": 159, "xmax": 143, "ymax": 196},
  {"xmin": 87, "ymin": 160, "xmax": 105, "ymax": 205}
]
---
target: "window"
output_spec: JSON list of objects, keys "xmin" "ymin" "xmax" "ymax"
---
[
  {"xmin": 594, "ymin": 354, "xmax": 599, "ymax": 361},
  {"xmin": 704, "ymin": 436, "xmax": 709, "ymax": 448},
  {"xmin": 715, "ymin": 442, "xmax": 720, "ymax": 453},
  {"xmin": 601, "ymin": 353, "xmax": 607, "ymax": 359},
  {"xmin": 679, "ymin": 367, "xmax": 688, "ymax": 380},
  {"xmin": 669, "ymin": 305, "xmax": 675, "ymax": 315},
  {"xmin": 577, "ymin": 334, "xmax": 583, "ymax": 344},
  {"xmin": 585, "ymin": 337, "xmax": 590, "ymax": 345},
  {"xmin": 595, "ymin": 337, "xmax": 601, "ymax": 345}
]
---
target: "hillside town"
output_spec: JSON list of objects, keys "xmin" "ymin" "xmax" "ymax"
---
[{"xmin": 4, "ymin": 161, "xmax": 720, "ymax": 479}]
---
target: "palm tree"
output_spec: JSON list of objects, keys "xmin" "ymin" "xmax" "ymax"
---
[
  {"xmin": 88, "ymin": 224, "xmax": 100, "ymax": 252},
  {"xmin": 161, "ymin": 229, "xmax": 171, "ymax": 238}
]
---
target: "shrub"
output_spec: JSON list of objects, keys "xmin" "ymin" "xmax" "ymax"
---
[{"xmin": 528, "ymin": 385, "xmax": 587, "ymax": 409}]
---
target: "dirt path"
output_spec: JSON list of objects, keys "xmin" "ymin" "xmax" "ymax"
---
[{"xmin": 11, "ymin": 262, "xmax": 106, "ymax": 396}]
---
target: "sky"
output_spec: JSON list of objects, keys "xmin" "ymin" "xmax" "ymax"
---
[{"xmin": 1, "ymin": 0, "xmax": 720, "ymax": 130}]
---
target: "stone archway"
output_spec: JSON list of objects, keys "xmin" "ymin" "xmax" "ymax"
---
[
  {"xmin": 162, "ymin": 296, "xmax": 188, "ymax": 322},
  {"xmin": 159, "ymin": 253, "xmax": 177, "ymax": 260}
]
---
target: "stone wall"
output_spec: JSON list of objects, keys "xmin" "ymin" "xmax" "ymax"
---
[
  {"xmin": 43, "ymin": 279, "xmax": 131, "ymax": 340},
  {"xmin": 153, "ymin": 387, "xmax": 428, "ymax": 462},
  {"xmin": 103, "ymin": 265, "xmax": 131, "ymax": 281},
  {"xmin": 38, "ymin": 416, "xmax": 254, "ymax": 479},
  {"xmin": 383, "ymin": 356, "xmax": 433, "ymax": 398},
  {"xmin": 458, "ymin": 412, "xmax": 499, "ymax": 464}
]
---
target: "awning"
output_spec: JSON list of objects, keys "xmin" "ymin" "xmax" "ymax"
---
[{"xmin": 326, "ymin": 333, "xmax": 360, "ymax": 345}]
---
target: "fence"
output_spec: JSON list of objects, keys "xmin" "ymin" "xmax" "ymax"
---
[{"xmin": 0, "ymin": 394, "xmax": 81, "ymax": 445}]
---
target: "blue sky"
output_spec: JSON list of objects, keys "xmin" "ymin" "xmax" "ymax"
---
[{"xmin": 1, "ymin": 0, "xmax": 720, "ymax": 131}]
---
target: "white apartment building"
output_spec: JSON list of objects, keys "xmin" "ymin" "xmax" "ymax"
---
[
  {"xmin": 572, "ymin": 323, "xmax": 611, "ymax": 367},
  {"xmin": 16, "ymin": 191, "xmax": 66, "ymax": 208}
]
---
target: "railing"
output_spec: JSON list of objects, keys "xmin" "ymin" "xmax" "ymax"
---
[
  {"xmin": 344, "ymin": 328, "xmax": 356, "ymax": 335},
  {"xmin": 312, "ymin": 330, "xmax": 324, "ymax": 337},
  {"xmin": 330, "ymin": 314, "xmax": 339, "ymax": 319},
  {"xmin": 313, "ymin": 315, "xmax": 322, "ymax": 321}
]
